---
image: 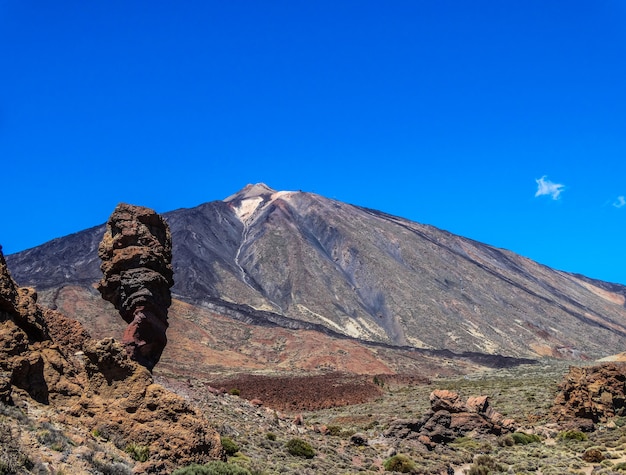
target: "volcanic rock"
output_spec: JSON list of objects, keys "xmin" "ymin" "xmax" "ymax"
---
[
  {"xmin": 0, "ymin": 246, "xmax": 223, "ymax": 472},
  {"xmin": 552, "ymin": 363, "xmax": 626, "ymax": 427},
  {"xmin": 385, "ymin": 389, "xmax": 514, "ymax": 448},
  {"xmin": 97, "ymin": 203, "xmax": 174, "ymax": 370},
  {"xmin": 0, "ymin": 246, "xmax": 48, "ymax": 342}
]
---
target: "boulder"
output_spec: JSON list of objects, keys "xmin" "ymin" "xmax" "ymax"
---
[
  {"xmin": 385, "ymin": 390, "xmax": 514, "ymax": 448},
  {"xmin": 552, "ymin": 363, "xmax": 626, "ymax": 427}
]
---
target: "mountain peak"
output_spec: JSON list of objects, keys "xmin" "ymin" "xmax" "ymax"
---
[{"xmin": 224, "ymin": 183, "xmax": 277, "ymax": 203}]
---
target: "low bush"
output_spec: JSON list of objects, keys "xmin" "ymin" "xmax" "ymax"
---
[
  {"xmin": 557, "ymin": 430, "xmax": 588, "ymax": 442},
  {"xmin": 467, "ymin": 455, "xmax": 506, "ymax": 475},
  {"xmin": 125, "ymin": 443, "xmax": 149, "ymax": 462},
  {"xmin": 172, "ymin": 461, "xmax": 251, "ymax": 475},
  {"xmin": 452, "ymin": 436, "xmax": 492, "ymax": 452},
  {"xmin": 511, "ymin": 431, "xmax": 541, "ymax": 445},
  {"xmin": 285, "ymin": 438, "xmax": 315, "ymax": 458},
  {"xmin": 383, "ymin": 454, "xmax": 416, "ymax": 473},
  {"xmin": 220, "ymin": 436, "xmax": 240, "ymax": 456}
]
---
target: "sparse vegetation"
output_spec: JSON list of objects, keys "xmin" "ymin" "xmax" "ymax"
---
[
  {"xmin": 172, "ymin": 461, "xmax": 252, "ymax": 475},
  {"xmin": 4, "ymin": 360, "xmax": 626, "ymax": 475},
  {"xmin": 383, "ymin": 454, "xmax": 416, "ymax": 473},
  {"xmin": 36, "ymin": 422, "xmax": 69, "ymax": 451},
  {"xmin": 0, "ymin": 421, "xmax": 33, "ymax": 474},
  {"xmin": 90, "ymin": 457, "xmax": 133, "ymax": 475},
  {"xmin": 467, "ymin": 454, "xmax": 507, "ymax": 474}
]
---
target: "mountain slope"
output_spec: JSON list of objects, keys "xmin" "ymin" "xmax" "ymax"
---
[{"xmin": 7, "ymin": 183, "xmax": 626, "ymax": 360}]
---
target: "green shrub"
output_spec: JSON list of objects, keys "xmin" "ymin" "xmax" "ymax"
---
[
  {"xmin": 615, "ymin": 462, "xmax": 626, "ymax": 471},
  {"xmin": 228, "ymin": 388, "xmax": 240, "ymax": 396},
  {"xmin": 383, "ymin": 454, "xmax": 416, "ymax": 473},
  {"xmin": 557, "ymin": 430, "xmax": 588, "ymax": 442},
  {"xmin": 326, "ymin": 425, "xmax": 343, "ymax": 436},
  {"xmin": 325, "ymin": 424, "xmax": 355, "ymax": 438},
  {"xmin": 467, "ymin": 455, "xmax": 506, "ymax": 475},
  {"xmin": 285, "ymin": 438, "xmax": 315, "ymax": 458},
  {"xmin": 511, "ymin": 431, "xmax": 541, "ymax": 445},
  {"xmin": 220, "ymin": 436, "xmax": 240, "ymax": 456},
  {"xmin": 172, "ymin": 461, "xmax": 251, "ymax": 475},
  {"xmin": 265, "ymin": 432, "xmax": 276, "ymax": 441},
  {"xmin": 125, "ymin": 443, "xmax": 150, "ymax": 462},
  {"xmin": 450, "ymin": 436, "xmax": 490, "ymax": 453}
]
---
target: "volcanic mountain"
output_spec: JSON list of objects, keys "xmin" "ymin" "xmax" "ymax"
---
[{"xmin": 7, "ymin": 184, "xmax": 626, "ymax": 369}]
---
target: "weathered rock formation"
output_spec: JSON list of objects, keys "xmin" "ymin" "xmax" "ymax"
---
[
  {"xmin": 552, "ymin": 363, "xmax": 626, "ymax": 429},
  {"xmin": 385, "ymin": 389, "xmax": 515, "ymax": 449},
  {"xmin": 0, "ymin": 246, "xmax": 222, "ymax": 472},
  {"xmin": 97, "ymin": 203, "xmax": 174, "ymax": 370}
]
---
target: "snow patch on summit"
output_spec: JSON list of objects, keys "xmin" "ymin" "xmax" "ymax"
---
[
  {"xmin": 233, "ymin": 196, "xmax": 264, "ymax": 222},
  {"xmin": 231, "ymin": 190, "xmax": 295, "ymax": 224}
]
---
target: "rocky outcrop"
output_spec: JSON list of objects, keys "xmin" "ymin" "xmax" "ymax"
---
[
  {"xmin": 0, "ymin": 246, "xmax": 222, "ymax": 472},
  {"xmin": 385, "ymin": 389, "xmax": 515, "ymax": 449},
  {"xmin": 97, "ymin": 203, "xmax": 174, "ymax": 370},
  {"xmin": 552, "ymin": 363, "xmax": 626, "ymax": 428},
  {"xmin": 0, "ymin": 246, "xmax": 48, "ymax": 342}
]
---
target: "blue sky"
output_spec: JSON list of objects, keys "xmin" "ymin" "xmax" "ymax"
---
[{"xmin": 1, "ymin": 1, "xmax": 625, "ymax": 284}]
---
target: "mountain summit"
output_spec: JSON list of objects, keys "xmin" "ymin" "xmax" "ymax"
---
[{"xmin": 7, "ymin": 185, "xmax": 626, "ymax": 360}]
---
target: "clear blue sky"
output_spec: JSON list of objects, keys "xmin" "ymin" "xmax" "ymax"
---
[{"xmin": 1, "ymin": 1, "xmax": 625, "ymax": 284}]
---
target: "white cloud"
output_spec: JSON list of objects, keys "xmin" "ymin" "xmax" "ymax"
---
[
  {"xmin": 613, "ymin": 196, "xmax": 626, "ymax": 209},
  {"xmin": 535, "ymin": 176, "xmax": 565, "ymax": 200}
]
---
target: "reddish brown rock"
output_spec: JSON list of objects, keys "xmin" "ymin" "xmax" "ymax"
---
[
  {"xmin": 0, "ymin": 246, "xmax": 223, "ymax": 471},
  {"xmin": 0, "ymin": 246, "xmax": 48, "ymax": 342},
  {"xmin": 97, "ymin": 204, "xmax": 174, "ymax": 370},
  {"xmin": 552, "ymin": 363, "xmax": 626, "ymax": 427},
  {"xmin": 385, "ymin": 390, "xmax": 514, "ymax": 447},
  {"xmin": 430, "ymin": 389, "xmax": 465, "ymax": 412}
]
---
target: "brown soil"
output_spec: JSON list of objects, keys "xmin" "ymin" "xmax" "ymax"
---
[{"xmin": 207, "ymin": 372, "xmax": 386, "ymax": 411}]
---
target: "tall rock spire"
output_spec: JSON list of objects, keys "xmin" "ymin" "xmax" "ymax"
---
[{"xmin": 96, "ymin": 203, "xmax": 174, "ymax": 370}]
